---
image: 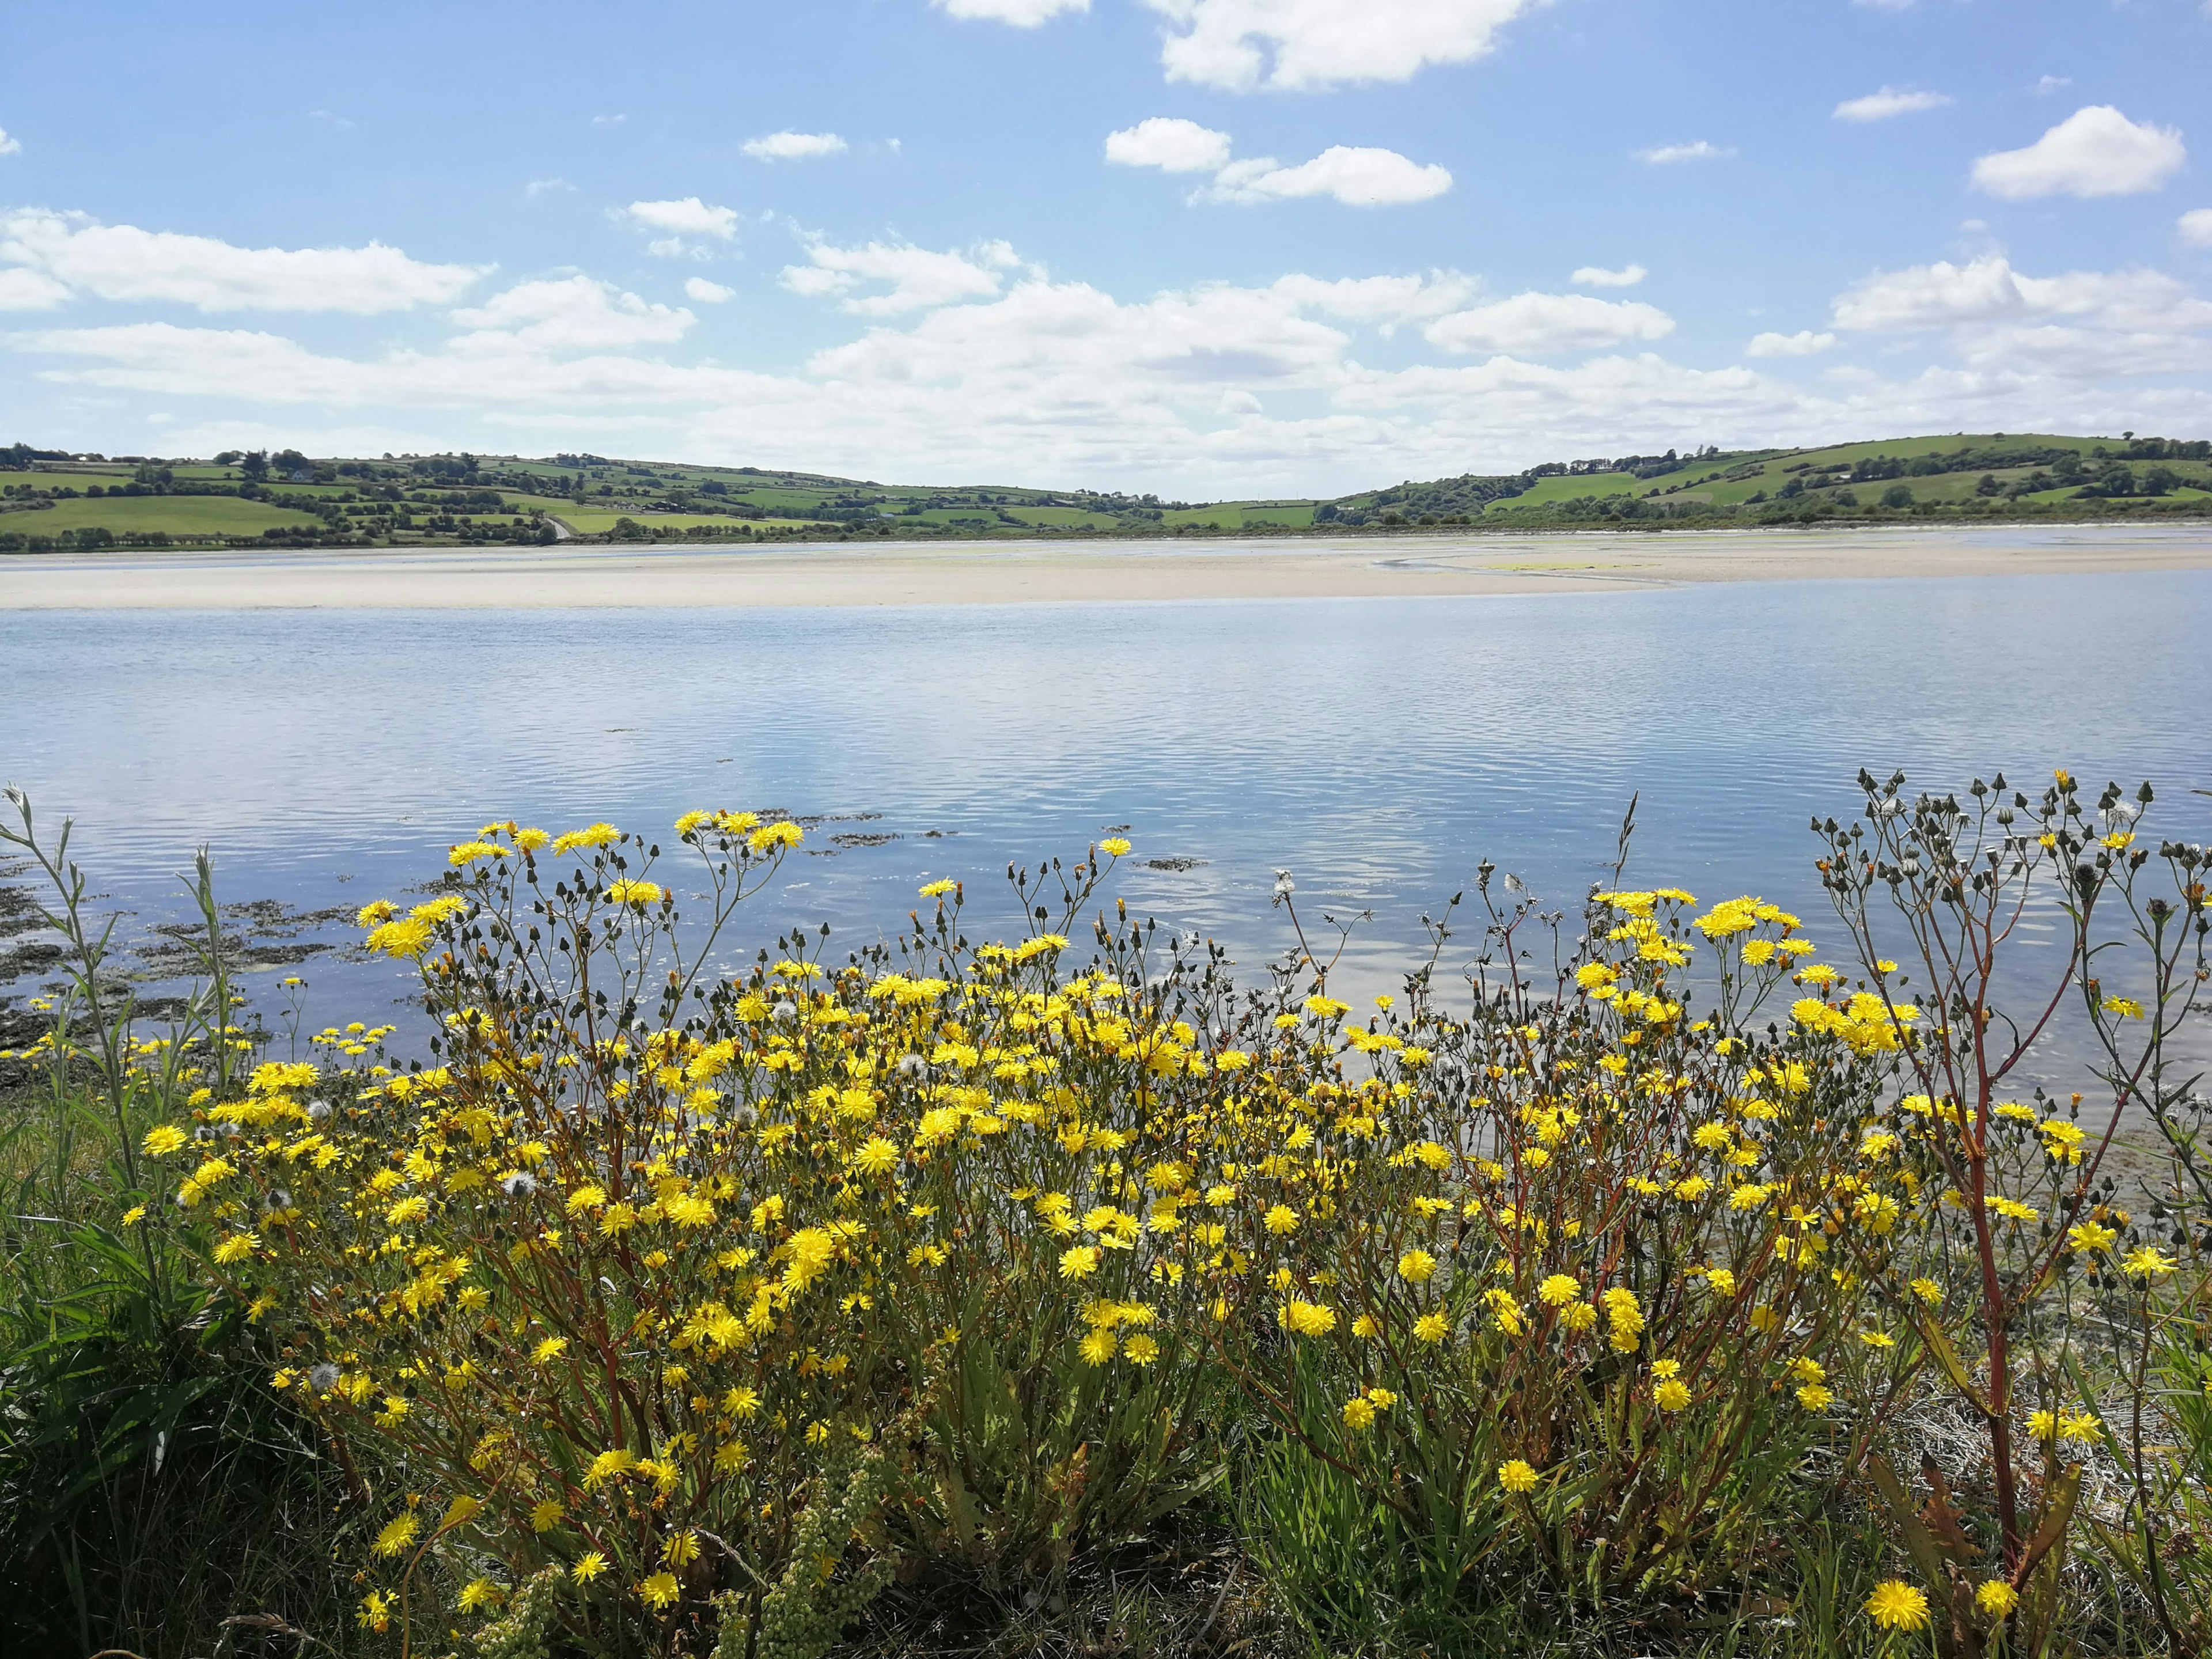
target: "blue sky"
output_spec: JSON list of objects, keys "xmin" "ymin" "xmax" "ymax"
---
[{"xmin": 3, "ymin": 0, "xmax": 2209, "ymax": 496}]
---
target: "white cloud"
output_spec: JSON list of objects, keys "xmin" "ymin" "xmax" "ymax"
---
[
  {"xmin": 1205, "ymin": 146, "xmax": 1451, "ymax": 206},
  {"xmin": 1139, "ymin": 0, "xmax": 1544, "ymax": 93},
  {"xmin": 1833, "ymin": 86, "xmax": 1952, "ymax": 123},
  {"xmin": 1105, "ymin": 117, "xmax": 1234, "ymax": 173},
  {"xmin": 685, "ymin": 277, "xmax": 736, "ymax": 303},
  {"xmin": 1571, "ymin": 263, "xmax": 1645, "ymax": 288},
  {"xmin": 1830, "ymin": 254, "xmax": 2212, "ymax": 378},
  {"xmin": 1424, "ymin": 292, "xmax": 1675, "ymax": 355},
  {"xmin": 0, "ymin": 209, "xmax": 484, "ymax": 313},
  {"xmin": 622, "ymin": 198, "xmax": 740, "ymax": 240},
  {"xmin": 1270, "ymin": 271, "xmax": 1477, "ymax": 328},
  {"xmin": 2183, "ymin": 209, "xmax": 2212, "ymax": 247},
  {"xmin": 742, "ymin": 131, "xmax": 847, "ymax": 161},
  {"xmin": 450, "ymin": 276, "xmax": 694, "ymax": 350},
  {"xmin": 525, "ymin": 178, "xmax": 574, "ymax": 197},
  {"xmin": 2033, "ymin": 75, "xmax": 2070, "ymax": 96},
  {"xmin": 0, "ymin": 267, "xmax": 71, "ymax": 310},
  {"xmin": 1971, "ymin": 106, "xmax": 2186, "ymax": 200},
  {"xmin": 1832, "ymin": 256, "xmax": 2033, "ymax": 330},
  {"xmin": 781, "ymin": 238, "xmax": 1022, "ymax": 315},
  {"xmin": 1637, "ymin": 141, "xmax": 1733, "ymax": 165},
  {"xmin": 0, "ymin": 128, "xmax": 22, "ymax": 157},
  {"xmin": 1748, "ymin": 329, "xmax": 1836, "ymax": 357},
  {"xmin": 592, "ymin": 113, "xmax": 627, "ymax": 127},
  {"xmin": 930, "ymin": 0, "xmax": 1088, "ymax": 22}
]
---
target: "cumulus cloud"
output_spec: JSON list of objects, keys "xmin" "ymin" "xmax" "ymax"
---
[
  {"xmin": 1971, "ymin": 107, "xmax": 2186, "ymax": 200},
  {"xmin": 1106, "ymin": 117, "xmax": 1234, "ymax": 173},
  {"xmin": 1748, "ymin": 329, "xmax": 1836, "ymax": 357},
  {"xmin": 1833, "ymin": 86, "xmax": 1952, "ymax": 123},
  {"xmin": 1108, "ymin": 120, "xmax": 1449, "ymax": 206},
  {"xmin": 1140, "ymin": 0, "xmax": 1544, "ymax": 93},
  {"xmin": 450, "ymin": 276, "xmax": 695, "ymax": 350},
  {"xmin": 742, "ymin": 131, "xmax": 847, "ymax": 161},
  {"xmin": 0, "ymin": 128, "xmax": 20, "ymax": 157},
  {"xmin": 685, "ymin": 277, "xmax": 736, "ymax": 302},
  {"xmin": 0, "ymin": 267, "xmax": 71, "ymax": 310},
  {"xmin": 1637, "ymin": 141, "xmax": 1733, "ymax": 165},
  {"xmin": 623, "ymin": 198, "xmax": 740, "ymax": 242},
  {"xmin": 930, "ymin": 0, "xmax": 1088, "ymax": 22},
  {"xmin": 0, "ymin": 209, "xmax": 485, "ymax": 313},
  {"xmin": 781, "ymin": 238, "xmax": 1022, "ymax": 315},
  {"xmin": 1571, "ymin": 263, "xmax": 1645, "ymax": 288},
  {"xmin": 1424, "ymin": 292, "xmax": 1675, "ymax": 355},
  {"xmin": 1205, "ymin": 146, "xmax": 1451, "ymax": 206},
  {"xmin": 2184, "ymin": 209, "xmax": 2212, "ymax": 247},
  {"xmin": 1830, "ymin": 254, "xmax": 2212, "ymax": 379}
]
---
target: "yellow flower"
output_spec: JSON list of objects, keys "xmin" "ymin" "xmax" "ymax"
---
[
  {"xmin": 142, "ymin": 1124, "xmax": 188, "ymax": 1157},
  {"xmin": 1264, "ymin": 1204, "xmax": 1300, "ymax": 1236},
  {"xmin": 1395, "ymin": 1248, "xmax": 1438, "ymax": 1285},
  {"xmin": 1080, "ymin": 1327, "xmax": 1118, "ymax": 1365},
  {"xmin": 748, "ymin": 820, "xmax": 805, "ymax": 854},
  {"xmin": 2067, "ymin": 1221, "xmax": 2115, "ymax": 1254},
  {"xmin": 607, "ymin": 879, "xmax": 663, "ymax": 908},
  {"xmin": 573, "ymin": 1552, "xmax": 608, "ymax": 1584},
  {"xmin": 457, "ymin": 1578, "xmax": 502, "ymax": 1613},
  {"xmin": 1124, "ymin": 1332, "xmax": 1160, "ymax": 1364},
  {"xmin": 1976, "ymin": 1580, "xmax": 2018, "ymax": 1619},
  {"xmin": 1281, "ymin": 1300, "xmax": 1338, "ymax": 1338},
  {"xmin": 1909, "ymin": 1277, "xmax": 1942, "ymax": 1305},
  {"xmin": 584, "ymin": 1448, "xmax": 638, "ymax": 1489},
  {"xmin": 355, "ymin": 899, "xmax": 396, "ymax": 927},
  {"xmin": 530, "ymin": 1499, "xmax": 565, "ymax": 1532},
  {"xmin": 448, "ymin": 842, "xmax": 506, "ymax": 868},
  {"xmin": 373, "ymin": 1513, "xmax": 420, "ymax": 1558},
  {"xmin": 1498, "ymin": 1459, "xmax": 1539, "ymax": 1494},
  {"xmin": 919, "ymin": 879, "xmax": 958, "ymax": 897},
  {"xmin": 1654, "ymin": 1378, "xmax": 1691, "ymax": 1411},
  {"xmin": 1342, "ymin": 1396, "xmax": 1376, "ymax": 1430},
  {"xmin": 1099, "ymin": 837, "xmax": 1131, "ymax": 857},
  {"xmin": 1059, "ymin": 1244, "xmax": 1101, "ymax": 1279},
  {"xmin": 2124, "ymin": 1246, "xmax": 2177, "ymax": 1279},
  {"xmin": 1537, "ymin": 1272, "xmax": 1580, "ymax": 1307},
  {"xmin": 552, "ymin": 823, "xmax": 620, "ymax": 855},
  {"xmin": 532, "ymin": 1336, "xmax": 568, "ymax": 1366},
  {"xmin": 1414, "ymin": 1312, "xmax": 1449, "ymax": 1344},
  {"xmin": 664, "ymin": 1530, "xmax": 701, "ymax": 1567},
  {"xmin": 212, "ymin": 1230, "xmax": 259, "ymax": 1264},
  {"xmin": 1866, "ymin": 1580, "xmax": 1930, "ymax": 1632},
  {"xmin": 120, "ymin": 1206, "xmax": 146, "ymax": 1227}
]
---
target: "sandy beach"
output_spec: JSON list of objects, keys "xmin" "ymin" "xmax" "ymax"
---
[{"xmin": 4, "ymin": 524, "xmax": 2209, "ymax": 609}]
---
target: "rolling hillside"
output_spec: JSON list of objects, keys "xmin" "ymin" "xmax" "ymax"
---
[{"xmin": 2, "ymin": 431, "xmax": 2208, "ymax": 552}]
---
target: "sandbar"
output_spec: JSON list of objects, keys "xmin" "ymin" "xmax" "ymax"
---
[{"xmin": 3, "ymin": 524, "xmax": 2209, "ymax": 610}]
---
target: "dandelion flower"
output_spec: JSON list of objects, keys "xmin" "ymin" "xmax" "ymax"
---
[
  {"xmin": 1342, "ymin": 1396, "xmax": 1376, "ymax": 1430},
  {"xmin": 457, "ymin": 1578, "xmax": 501, "ymax": 1613},
  {"xmin": 373, "ymin": 1514, "xmax": 420, "ymax": 1558},
  {"xmin": 143, "ymin": 1124, "xmax": 189, "ymax": 1157},
  {"xmin": 1124, "ymin": 1332, "xmax": 1160, "ymax": 1364},
  {"xmin": 2124, "ymin": 1246, "xmax": 2177, "ymax": 1279},
  {"xmin": 1538, "ymin": 1272, "xmax": 1580, "ymax": 1307},
  {"xmin": 1654, "ymin": 1378, "xmax": 1692, "ymax": 1411},
  {"xmin": 1414, "ymin": 1312, "xmax": 1449, "ymax": 1345},
  {"xmin": 664, "ymin": 1531, "xmax": 701, "ymax": 1567},
  {"xmin": 1498, "ymin": 1459, "xmax": 1539, "ymax": 1494},
  {"xmin": 1865, "ymin": 1580, "xmax": 1930, "ymax": 1631},
  {"xmin": 919, "ymin": 879, "xmax": 958, "ymax": 897},
  {"xmin": 1796, "ymin": 1383, "xmax": 1833, "ymax": 1410},
  {"xmin": 532, "ymin": 1336, "xmax": 567, "ymax": 1366},
  {"xmin": 1264, "ymin": 1204, "xmax": 1300, "ymax": 1236},
  {"xmin": 1099, "ymin": 838, "xmax": 1131, "ymax": 857},
  {"xmin": 607, "ymin": 879, "xmax": 662, "ymax": 908},
  {"xmin": 1398, "ymin": 1249, "xmax": 1438, "ymax": 1285},
  {"xmin": 530, "ymin": 1499, "xmax": 565, "ymax": 1532},
  {"xmin": 1059, "ymin": 1244, "xmax": 1101, "ymax": 1279},
  {"xmin": 572, "ymin": 1552, "xmax": 608, "ymax": 1584},
  {"xmin": 1976, "ymin": 1580, "xmax": 2018, "ymax": 1619}
]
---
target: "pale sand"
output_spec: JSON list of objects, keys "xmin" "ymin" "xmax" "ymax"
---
[{"xmin": 4, "ymin": 525, "xmax": 2209, "ymax": 610}]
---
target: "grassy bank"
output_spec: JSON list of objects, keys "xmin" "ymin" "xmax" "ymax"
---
[{"xmin": 3, "ymin": 775, "xmax": 2211, "ymax": 1658}]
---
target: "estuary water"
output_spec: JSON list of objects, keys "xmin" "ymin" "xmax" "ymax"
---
[{"xmin": 2, "ymin": 562, "xmax": 2209, "ymax": 1043}]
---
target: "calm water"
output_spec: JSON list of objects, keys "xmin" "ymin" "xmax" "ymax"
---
[{"xmin": 3, "ymin": 562, "xmax": 2209, "ymax": 1048}]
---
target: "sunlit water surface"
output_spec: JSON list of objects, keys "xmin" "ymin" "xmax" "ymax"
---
[{"xmin": 3, "ymin": 566, "xmax": 2207, "ymax": 1080}]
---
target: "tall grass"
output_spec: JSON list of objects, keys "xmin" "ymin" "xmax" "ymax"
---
[{"xmin": 0, "ymin": 791, "xmax": 364, "ymax": 1659}]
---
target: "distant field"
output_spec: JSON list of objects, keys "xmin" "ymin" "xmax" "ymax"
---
[
  {"xmin": 551, "ymin": 509, "xmax": 831, "ymax": 535},
  {"xmin": 3, "ymin": 495, "xmax": 327, "ymax": 539}
]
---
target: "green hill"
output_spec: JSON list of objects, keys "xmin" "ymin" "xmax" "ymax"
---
[{"xmin": 3, "ymin": 431, "xmax": 2208, "ymax": 552}]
